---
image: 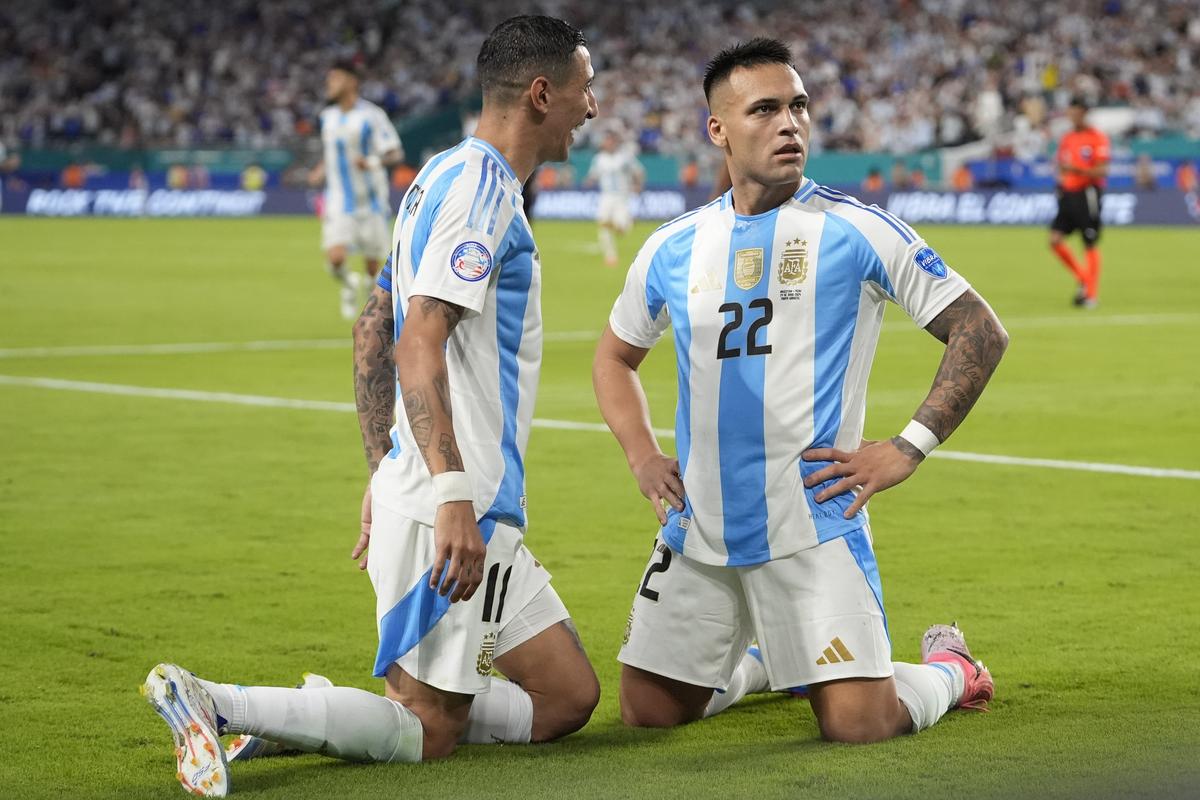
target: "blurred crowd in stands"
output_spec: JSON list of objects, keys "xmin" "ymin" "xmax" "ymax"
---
[{"xmin": 3, "ymin": 0, "xmax": 1198, "ymax": 160}]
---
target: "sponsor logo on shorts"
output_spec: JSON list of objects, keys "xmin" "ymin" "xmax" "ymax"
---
[
  {"xmin": 450, "ymin": 241, "xmax": 493, "ymax": 282},
  {"xmin": 913, "ymin": 246, "xmax": 948, "ymax": 279},
  {"xmin": 815, "ymin": 636, "xmax": 856, "ymax": 665},
  {"xmin": 476, "ymin": 631, "xmax": 497, "ymax": 676}
]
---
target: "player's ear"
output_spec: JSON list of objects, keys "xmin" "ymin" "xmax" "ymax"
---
[
  {"xmin": 707, "ymin": 114, "xmax": 727, "ymax": 149},
  {"xmin": 529, "ymin": 76, "xmax": 551, "ymax": 115}
]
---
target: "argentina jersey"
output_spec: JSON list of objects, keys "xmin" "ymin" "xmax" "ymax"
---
[
  {"xmin": 373, "ymin": 137, "xmax": 541, "ymax": 533},
  {"xmin": 608, "ymin": 178, "xmax": 970, "ymax": 567},
  {"xmin": 319, "ymin": 99, "xmax": 402, "ymax": 216}
]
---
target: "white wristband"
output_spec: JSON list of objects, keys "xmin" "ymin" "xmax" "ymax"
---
[
  {"xmin": 432, "ymin": 471, "xmax": 473, "ymax": 506},
  {"xmin": 898, "ymin": 420, "xmax": 940, "ymax": 457}
]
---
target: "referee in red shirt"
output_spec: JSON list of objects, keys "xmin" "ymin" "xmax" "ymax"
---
[{"xmin": 1049, "ymin": 96, "xmax": 1110, "ymax": 308}]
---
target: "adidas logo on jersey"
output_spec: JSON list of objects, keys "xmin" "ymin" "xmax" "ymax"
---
[{"xmin": 689, "ymin": 270, "xmax": 724, "ymax": 294}]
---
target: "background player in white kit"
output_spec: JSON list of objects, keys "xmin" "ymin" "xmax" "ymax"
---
[
  {"xmin": 141, "ymin": 17, "xmax": 599, "ymax": 795},
  {"xmin": 584, "ymin": 129, "xmax": 644, "ymax": 267},
  {"xmin": 594, "ymin": 39, "xmax": 1010, "ymax": 743},
  {"xmin": 308, "ymin": 60, "xmax": 404, "ymax": 318}
]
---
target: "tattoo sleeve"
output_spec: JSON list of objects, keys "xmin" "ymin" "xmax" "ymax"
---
[
  {"xmin": 914, "ymin": 289, "xmax": 1010, "ymax": 443},
  {"xmin": 352, "ymin": 285, "xmax": 396, "ymax": 475},
  {"xmin": 396, "ymin": 295, "xmax": 468, "ymax": 476}
]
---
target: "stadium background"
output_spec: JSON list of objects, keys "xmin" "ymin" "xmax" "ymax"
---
[{"xmin": 1, "ymin": 1, "xmax": 1197, "ymax": 798}]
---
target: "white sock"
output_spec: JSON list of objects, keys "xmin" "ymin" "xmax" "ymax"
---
[
  {"xmin": 198, "ymin": 681, "xmax": 422, "ymax": 763},
  {"xmin": 703, "ymin": 651, "xmax": 769, "ymax": 718},
  {"xmin": 598, "ymin": 227, "xmax": 616, "ymax": 261},
  {"xmin": 459, "ymin": 677, "xmax": 534, "ymax": 744},
  {"xmin": 892, "ymin": 661, "xmax": 963, "ymax": 732}
]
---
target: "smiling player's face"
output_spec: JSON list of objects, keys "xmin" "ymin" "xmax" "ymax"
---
[
  {"xmin": 541, "ymin": 46, "xmax": 598, "ymax": 163},
  {"xmin": 708, "ymin": 63, "xmax": 810, "ymax": 190}
]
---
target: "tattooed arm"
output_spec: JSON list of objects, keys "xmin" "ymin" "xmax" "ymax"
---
[
  {"xmin": 394, "ymin": 294, "xmax": 485, "ymax": 603},
  {"xmin": 349, "ymin": 282, "xmax": 395, "ymax": 570},
  {"xmin": 353, "ymin": 283, "xmax": 396, "ymax": 475},
  {"xmin": 802, "ymin": 288, "xmax": 1009, "ymax": 517},
  {"xmin": 910, "ymin": 288, "xmax": 1010, "ymax": 445}
]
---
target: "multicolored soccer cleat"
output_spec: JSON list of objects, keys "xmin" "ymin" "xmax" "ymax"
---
[
  {"xmin": 141, "ymin": 663, "xmax": 229, "ymax": 797},
  {"xmin": 224, "ymin": 672, "xmax": 332, "ymax": 761},
  {"xmin": 921, "ymin": 622, "xmax": 994, "ymax": 711}
]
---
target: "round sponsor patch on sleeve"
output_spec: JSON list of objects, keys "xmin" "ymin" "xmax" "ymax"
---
[
  {"xmin": 449, "ymin": 241, "xmax": 493, "ymax": 282},
  {"xmin": 913, "ymin": 246, "xmax": 948, "ymax": 279}
]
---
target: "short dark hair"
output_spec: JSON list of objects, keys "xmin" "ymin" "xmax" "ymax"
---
[
  {"xmin": 330, "ymin": 59, "xmax": 361, "ymax": 80},
  {"xmin": 703, "ymin": 38, "xmax": 795, "ymax": 103},
  {"xmin": 477, "ymin": 15, "xmax": 586, "ymax": 102},
  {"xmin": 1068, "ymin": 94, "xmax": 1090, "ymax": 110}
]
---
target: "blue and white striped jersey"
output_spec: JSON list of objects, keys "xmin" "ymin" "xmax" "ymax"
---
[
  {"xmin": 319, "ymin": 99, "xmax": 402, "ymax": 217},
  {"xmin": 609, "ymin": 178, "xmax": 971, "ymax": 567},
  {"xmin": 373, "ymin": 137, "xmax": 540, "ymax": 531}
]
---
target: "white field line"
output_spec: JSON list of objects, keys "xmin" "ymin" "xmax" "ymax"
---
[
  {"xmin": 0, "ymin": 339, "xmax": 349, "ymax": 359},
  {"xmin": 2, "ymin": 374, "xmax": 1197, "ymax": 482},
  {"xmin": 1, "ymin": 312, "xmax": 1194, "ymax": 360}
]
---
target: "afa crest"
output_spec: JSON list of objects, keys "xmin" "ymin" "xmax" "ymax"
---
[
  {"xmin": 778, "ymin": 238, "xmax": 809, "ymax": 285},
  {"xmin": 733, "ymin": 248, "xmax": 764, "ymax": 290},
  {"xmin": 476, "ymin": 632, "xmax": 497, "ymax": 676}
]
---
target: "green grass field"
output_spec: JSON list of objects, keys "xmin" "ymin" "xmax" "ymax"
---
[{"xmin": 1, "ymin": 216, "xmax": 1198, "ymax": 799}]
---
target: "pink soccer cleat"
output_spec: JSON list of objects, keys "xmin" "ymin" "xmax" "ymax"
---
[{"xmin": 921, "ymin": 622, "xmax": 994, "ymax": 711}]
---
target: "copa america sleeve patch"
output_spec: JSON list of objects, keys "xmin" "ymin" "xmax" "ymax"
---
[
  {"xmin": 913, "ymin": 246, "xmax": 948, "ymax": 279},
  {"xmin": 450, "ymin": 241, "xmax": 493, "ymax": 282}
]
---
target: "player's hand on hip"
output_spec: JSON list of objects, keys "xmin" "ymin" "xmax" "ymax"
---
[
  {"xmin": 351, "ymin": 482, "xmax": 372, "ymax": 571},
  {"xmin": 429, "ymin": 501, "xmax": 487, "ymax": 603},
  {"xmin": 802, "ymin": 439, "xmax": 923, "ymax": 519},
  {"xmin": 631, "ymin": 453, "xmax": 686, "ymax": 526}
]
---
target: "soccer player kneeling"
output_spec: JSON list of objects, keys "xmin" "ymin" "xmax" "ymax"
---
[
  {"xmin": 593, "ymin": 39, "xmax": 1009, "ymax": 743},
  {"xmin": 142, "ymin": 16, "xmax": 600, "ymax": 795}
]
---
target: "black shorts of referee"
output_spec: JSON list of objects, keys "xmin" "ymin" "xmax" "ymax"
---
[{"xmin": 1051, "ymin": 185, "xmax": 1102, "ymax": 246}]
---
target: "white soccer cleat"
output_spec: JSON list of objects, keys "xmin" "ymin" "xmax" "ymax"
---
[
  {"xmin": 225, "ymin": 672, "xmax": 333, "ymax": 761},
  {"xmin": 141, "ymin": 663, "xmax": 229, "ymax": 797}
]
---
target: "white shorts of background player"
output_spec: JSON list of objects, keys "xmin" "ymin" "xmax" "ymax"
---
[
  {"xmin": 321, "ymin": 208, "xmax": 391, "ymax": 261},
  {"xmin": 596, "ymin": 192, "xmax": 634, "ymax": 233}
]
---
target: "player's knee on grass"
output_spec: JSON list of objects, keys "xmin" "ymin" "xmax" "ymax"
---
[
  {"xmin": 531, "ymin": 667, "xmax": 600, "ymax": 742},
  {"xmin": 809, "ymin": 680, "xmax": 910, "ymax": 744},
  {"xmin": 618, "ymin": 665, "xmax": 710, "ymax": 728},
  {"xmin": 384, "ymin": 665, "xmax": 471, "ymax": 760},
  {"xmin": 494, "ymin": 620, "xmax": 601, "ymax": 741}
]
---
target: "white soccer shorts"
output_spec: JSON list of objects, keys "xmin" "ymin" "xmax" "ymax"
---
[
  {"xmin": 619, "ymin": 527, "xmax": 892, "ymax": 691},
  {"xmin": 596, "ymin": 193, "xmax": 633, "ymax": 232},
  {"xmin": 367, "ymin": 503, "xmax": 569, "ymax": 695},
  {"xmin": 321, "ymin": 209, "xmax": 391, "ymax": 260}
]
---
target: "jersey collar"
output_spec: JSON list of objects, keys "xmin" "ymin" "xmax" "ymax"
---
[{"xmin": 468, "ymin": 137, "xmax": 518, "ymax": 183}]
